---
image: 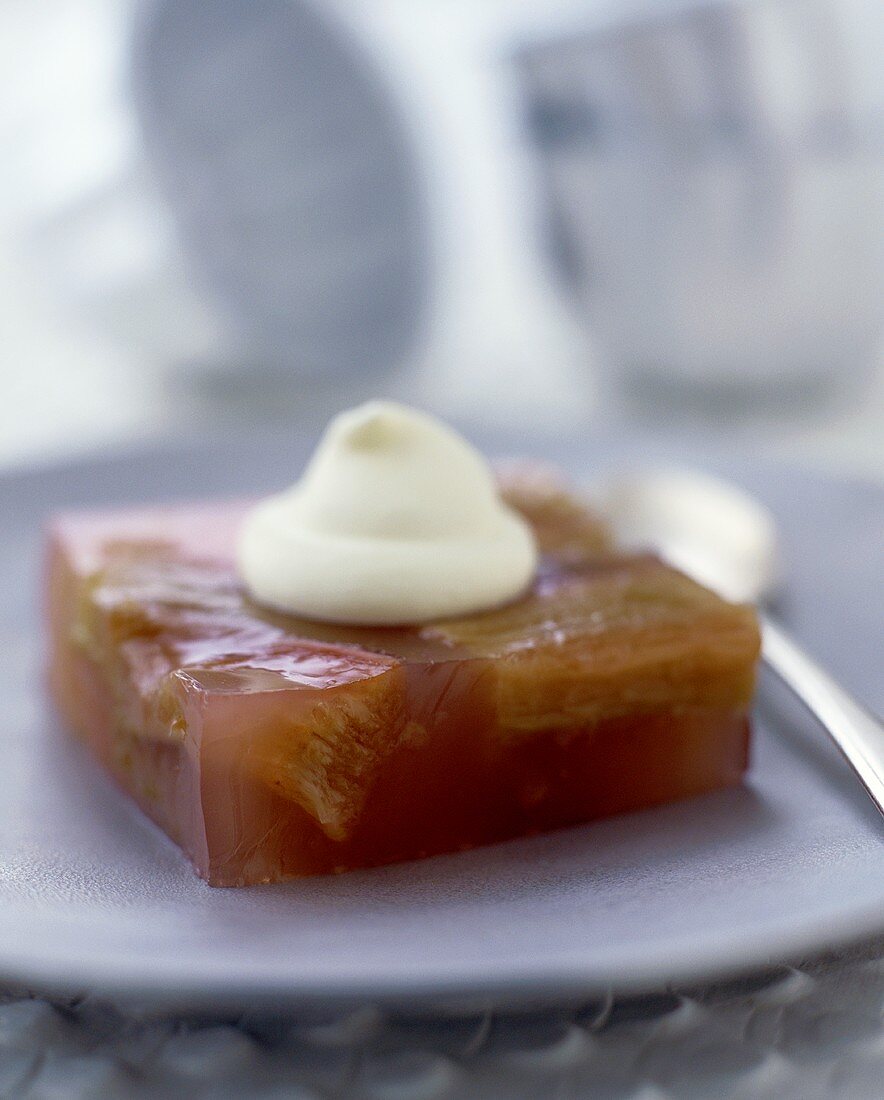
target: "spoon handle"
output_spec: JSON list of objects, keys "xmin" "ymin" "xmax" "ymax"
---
[{"xmin": 761, "ymin": 615, "xmax": 884, "ymax": 818}]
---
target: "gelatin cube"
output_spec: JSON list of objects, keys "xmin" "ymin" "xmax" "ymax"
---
[{"xmin": 45, "ymin": 472, "xmax": 761, "ymax": 885}]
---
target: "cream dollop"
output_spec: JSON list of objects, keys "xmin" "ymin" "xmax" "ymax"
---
[{"xmin": 237, "ymin": 401, "xmax": 538, "ymax": 624}]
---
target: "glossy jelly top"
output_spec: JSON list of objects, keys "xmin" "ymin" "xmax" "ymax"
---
[{"xmin": 57, "ymin": 471, "xmax": 759, "ymax": 704}]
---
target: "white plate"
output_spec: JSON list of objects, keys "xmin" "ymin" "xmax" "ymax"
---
[{"xmin": 1, "ymin": 435, "xmax": 881, "ymax": 1010}]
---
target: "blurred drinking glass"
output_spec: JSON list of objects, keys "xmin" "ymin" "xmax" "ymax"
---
[{"xmin": 519, "ymin": 0, "xmax": 884, "ymax": 418}]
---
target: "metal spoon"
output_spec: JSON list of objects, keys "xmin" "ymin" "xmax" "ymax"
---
[{"xmin": 598, "ymin": 469, "xmax": 884, "ymax": 819}]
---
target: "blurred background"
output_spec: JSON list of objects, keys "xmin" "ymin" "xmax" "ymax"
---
[{"xmin": 0, "ymin": 0, "xmax": 881, "ymax": 474}]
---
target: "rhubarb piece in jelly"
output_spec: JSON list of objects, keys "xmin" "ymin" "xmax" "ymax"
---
[{"xmin": 46, "ymin": 473, "xmax": 760, "ymax": 885}]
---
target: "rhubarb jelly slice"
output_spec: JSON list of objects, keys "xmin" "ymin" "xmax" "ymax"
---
[{"xmin": 46, "ymin": 475, "xmax": 761, "ymax": 885}]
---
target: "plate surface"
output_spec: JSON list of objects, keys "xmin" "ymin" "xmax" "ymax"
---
[{"xmin": 1, "ymin": 434, "xmax": 882, "ymax": 1009}]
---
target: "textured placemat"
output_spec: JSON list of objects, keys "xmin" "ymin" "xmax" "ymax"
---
[{"xmin": 2, "ymin": 939, "xmax": 882, "ymax": 1098}]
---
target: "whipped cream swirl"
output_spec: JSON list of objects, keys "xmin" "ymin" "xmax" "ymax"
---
[{"xmin": 237, "ymin": 401, "xmax": 538, "ymax": 625}]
